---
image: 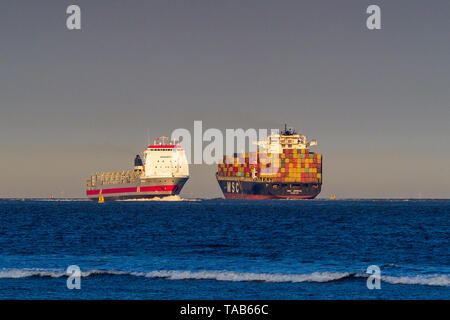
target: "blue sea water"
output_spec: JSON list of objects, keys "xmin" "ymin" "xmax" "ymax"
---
[{"xmin": 0, "ymin": 199, "xmax": 448, "ymax": 299}]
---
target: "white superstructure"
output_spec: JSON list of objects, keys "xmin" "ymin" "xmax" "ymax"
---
[
  {"xmin": 143, "ymin": 137, "xmax": 189, "ymax": 178},
  {"xmin": 256, "ymin": 126, "xmax": 318, "ymax": 154}
]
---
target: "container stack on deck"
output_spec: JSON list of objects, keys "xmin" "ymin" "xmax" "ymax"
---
[{"xmin": 217, "ymin": 149, "xmax": 322, "ymax": 183}]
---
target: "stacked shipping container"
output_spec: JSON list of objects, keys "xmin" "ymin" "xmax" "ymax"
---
[{"xmin": 217, "ymin": 149, "xmax": 322, "ymax": 184}]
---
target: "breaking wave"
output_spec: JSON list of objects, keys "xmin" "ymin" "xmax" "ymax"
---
[
  {"xmin": 381, "ymin": 275, "xmax": 450, "ymax": 286},
  {"xmin": 0, "ymin": 269, "xmax": 448, "ymax": 287}
]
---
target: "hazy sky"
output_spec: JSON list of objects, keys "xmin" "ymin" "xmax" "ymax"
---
[{"xmin": 0, "ymin": 1, "xmax": 449, "ymax": 198}]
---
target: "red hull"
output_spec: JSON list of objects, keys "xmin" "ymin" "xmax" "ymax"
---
[
  {"xmin": 86, "ymin": 185, "xmax": 178, "ymax": 196},
  {"xmin": 85, "ymin": 178, "xmax": 188, "ymax": 201}
]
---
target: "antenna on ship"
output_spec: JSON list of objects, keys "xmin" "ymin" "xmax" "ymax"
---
[
  {"xmin": 281, "ymin": 124, "xmax": 296, "ymax": 136},
  {"xmin": 160, "ymin": 136, "xmax": 169, "ymax": 145}
]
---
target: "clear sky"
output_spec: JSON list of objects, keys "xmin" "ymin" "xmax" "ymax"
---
[{"xmin": 0, "ymin": 1, "xmax": 449, "ymax": 198}]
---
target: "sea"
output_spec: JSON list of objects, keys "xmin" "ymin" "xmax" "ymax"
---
[{"xmin": 0, "ymin": 199, "xmax": 448, "ymax": 299}]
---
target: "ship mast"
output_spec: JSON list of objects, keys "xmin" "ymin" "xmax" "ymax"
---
[{"xmin": 154, "ymin": 136, "xmax": 169, "ymax": 145}]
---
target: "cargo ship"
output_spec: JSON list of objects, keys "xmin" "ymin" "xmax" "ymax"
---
[
  {"xmin": 216, "ymin": 126, "xmax": 322, "ymax": 199},
  {"xmin": 86, "ymin": 137, "xmax": 189, "ymax": 201}
]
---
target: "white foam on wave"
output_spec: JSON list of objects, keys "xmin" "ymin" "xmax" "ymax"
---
[
  {"xmin": 381, "ymin": 275, "xmax": 450, "ymax": 286},
  {"xmin": 135, "ymin": 270, "xmax": 353, "ymax": 283},
  {"xmin": 0, "ymin": 269, "xmax": 65, "ymax": 279},
  {"xmin": 0, "ymin": 268, "xmax": 129, "ymax": 279},
  {"xmin": 0, "ymin": 268, "xmax": 448, "ymax": 287},
  {"xmin": 0, "ymin": 269, "xmax": 351, "ymax": 283}
]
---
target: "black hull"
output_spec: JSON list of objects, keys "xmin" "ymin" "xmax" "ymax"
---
[{"xmin": 217, "ymin": 178, "xmax": 322, "ymax": 199}]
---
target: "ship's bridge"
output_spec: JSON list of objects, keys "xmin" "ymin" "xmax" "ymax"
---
[
  {"xmin": 143, "ymin": 139, "xmax": 189, "ymax": 178},
  {"xmin": 258, "ymin": 126, "xmax": 317, "ymax": 153}
]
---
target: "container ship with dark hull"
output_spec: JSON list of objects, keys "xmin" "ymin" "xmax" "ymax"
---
[
  {"xmin": 86, "ymin": 137, "xmax": 189, "ymax": 201},
  {"xmin": 216, "ymin": 179, "xmax": 321, "ymax": 199},
  {"xmin": 216, "ymin": 126, "xmax": 322, "ymax": 200}
]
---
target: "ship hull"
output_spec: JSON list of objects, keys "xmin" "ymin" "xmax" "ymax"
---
[
  {"xmin": 86, "ymin": 177, "xmax": 188, "ymax": 201},
  {"xmin": 217, "ymin": 178, "xmax": 321, "ymax": 200}
]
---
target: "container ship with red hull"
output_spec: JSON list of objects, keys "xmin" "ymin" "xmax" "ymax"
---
[
  {"xmin": 86, "ymin": 137, "xmax": 189, "ymax": 201},
  {"xmin": 216, "ymin": 126, "xmax": 322, "ymax": 200}
]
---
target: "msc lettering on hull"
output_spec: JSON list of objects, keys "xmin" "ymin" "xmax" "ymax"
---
[{"xmin": 227, "ymin": 181, "xmax": 240, "ymax": 193}]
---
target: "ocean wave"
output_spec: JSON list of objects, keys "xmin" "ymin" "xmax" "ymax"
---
[
  {"xmin": 0, "ymin": 269, "xmax": 128, "ymax": 279},
  {"xmin": 137, "ymin": 270, "xmax": 355, "ymax": 283},
  {"xmin": 0, "ymin": 268, "xmax": 448, "ymax": 286},
  {"xmin": 0, "ymin": 269, "xmax": 66, "ymax": 278},
  {"xmin": 381, "ymin": 275, "xmax": 450, "ymax": 286},
  {"xmin": 0, "ymin": 269, "xmax": 353, "ymax": 283}
]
